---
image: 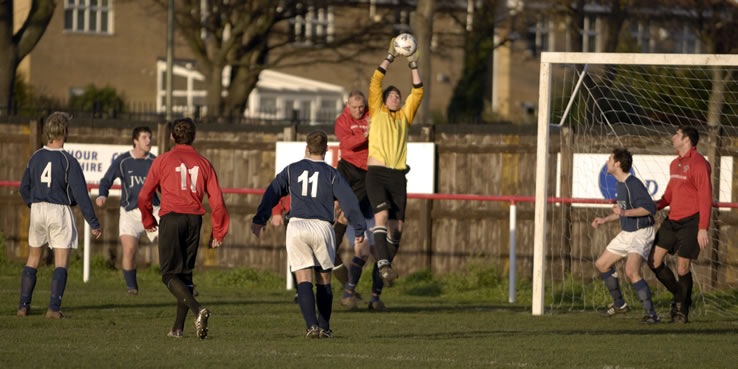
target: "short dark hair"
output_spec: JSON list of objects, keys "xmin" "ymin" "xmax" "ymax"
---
[
  {"xmin": 306, "ymin": 130, "xmax": 328, "ymax": 155},
  {"xmin": 132, "ymin": 126, "xmax": 152, "ymax": 147},
  {"xmin": 171, "ymin": 118, "xmax": 196, "ymax": 145},
  {"xmin": 382, "ymin": 86, "xmax": 401, "ymax": 105},
  {"xmin": 612, "ymin": 147, "xmax": 633, "ymax": 173},
  {"xmin": 679, "ymin": 125, "xmax": 699, "ymax": 147}
]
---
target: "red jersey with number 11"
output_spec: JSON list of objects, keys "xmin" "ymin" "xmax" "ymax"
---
[{"xmin": 138, "ymin": 144, "xmax": 229, "ymax": 241}]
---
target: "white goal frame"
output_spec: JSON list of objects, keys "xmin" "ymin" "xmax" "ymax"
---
[{"xmin": 533, "ymin": 52, "xmax": 738, "ymax": 315}]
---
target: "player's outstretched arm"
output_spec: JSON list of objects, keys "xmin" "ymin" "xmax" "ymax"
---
[
  {"xmin": 68, "ymin": 157, "xmax": 101, "ymax": 230},
  {"xmin": 20, "ymin": 167, "xmax": 32, "ymax": 207}
]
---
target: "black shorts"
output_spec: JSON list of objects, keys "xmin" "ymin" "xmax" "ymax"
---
[
  {"xmin": 654, "ymin": 213, "xmax": 700, "ymax": 259},
  {"xmin": 366, "ymin": 165, "xmax": 407, "ymax": 221},
  {"xmin": 158, "ymin": 213, "xmax": 203, "ymax": 276},
  {"xmin": 337, "ymin": 160, "xmax": 372, "ymax": 218}
]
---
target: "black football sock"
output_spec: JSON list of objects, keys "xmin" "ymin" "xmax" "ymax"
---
[
  {"xmin": 371, "ymin": 262, "xmax": 383, "ymax": 296},
  {"xmin": 173, "ymin": 283, "xmax": 194, "ymax": 330},
  {"xmin": 297, "ymin": 282, "xmax": 318, "ymax": 329},
  {"xmin": 48, "ymin": 268, "xmax": 68, "ymax": 312},
  {"xmin": 346, "ymin": 257, "xmax": 366, "ymax": 294},
  {"xmin": 677, "ymin": 272, "xmax": 693, "ymax": 314},
  {"xmin": 165, "ymin": 276, "xmax": 201, "ymax": 316},
  {"xmin": 633, "ymin": 279, "xmax": 656, "ymax": 315},
  {"xmin": 315, "ymin": 283, "xmax": 333, "ymax": 331},
  {"xmin": 123, "ymin": 269, "xmax": 138, "ymax": 290},
  {"xmin": 601, "ymin": 268, "xmax": 625, "ymax": 307},
  {"xmin": 19, "ymin": 266, "xmax": 37, "ymax": 310},
  {"xmin": 373, "ymin": 226, "xmax": 389, "ymax": 267},
  {"xmin": 387, "ymin": 236, "xmax": 400, "ymax": 262},
  {"xmin": 651, "ymin": 263, "xmax": 680, "ymax": 301}
]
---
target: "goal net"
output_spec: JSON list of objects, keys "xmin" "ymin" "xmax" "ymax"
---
[{"xmin": 533, "ymin": 52, "xmax": 738, "ymax": 318}]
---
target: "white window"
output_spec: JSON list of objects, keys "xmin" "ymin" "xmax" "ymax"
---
[
  {"xmin": 526, "ymin": 15, "xmax": 550, "ymax": 56},
  {"xmin": 64, "ymin": 0, "xmax": 113, "ymax": 34},
  {"xmin": 672, "ymin": 24, "xmax": 699, "ymax": 54},
  {"xmin": 156, "ymin": 60, "xmax": 208, "ymax": 115},
  {"xmin": 583, "ymin": 15, "xmax": 598, "ymax": 52},
  {"xmin": 289, "ymin": 1, "xmax": 334, "ymax": 45},
  {"xmin": 629, "ymin": 21, "xmax": 651, "ymax": 53}
]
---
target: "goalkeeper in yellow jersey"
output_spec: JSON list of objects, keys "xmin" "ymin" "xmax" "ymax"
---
[{"xmin": 365, "ymin": 37, "xmax": 423, "ymax": 308}]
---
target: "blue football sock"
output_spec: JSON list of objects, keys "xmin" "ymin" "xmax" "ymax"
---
[
  {"xmin": 19, "ymin": 266, "xmax": 37, "ymax": 310},
  {"xmin": 315, "ymin": 283, "xmax": 332, "ymax": 331},
  {"xmin": 123, "ymin": 269, "xmax": 138, "ymax": 290},
  {"xmin": 633, "ymin": 279, "xmax": 655, "ymax": 315},
  {"xmin": 346, "ymin": 257, "xmax": 366, "ymax": 293},
  {"xmin": 49, "ymin": 268, "xmax": 68, "ymax": 312},
  {"xmin": 601, "ymin": 268, "xmax": 625, "ymax": 307},
  {"xmin": 297, "ymin": 282, "xmax": 318, "ymax": 329}
]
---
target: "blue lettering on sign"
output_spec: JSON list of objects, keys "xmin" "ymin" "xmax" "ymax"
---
[{"xmin": 645, "ymin": 180, "xmax": 658, "ymax": 196}]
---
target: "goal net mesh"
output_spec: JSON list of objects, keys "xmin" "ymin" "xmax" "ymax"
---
[{"xmin": 545, "ymin": 60, "xmax": 738, "ymax": 318}]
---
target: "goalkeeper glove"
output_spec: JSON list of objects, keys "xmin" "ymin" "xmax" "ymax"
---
[
  {"xmin": 407, "ymin": 49, "xmax": 419, "ymax": 69},
  {"xmin": 386, "ymin": 38, "xmax": 397, "ymax": 63}
]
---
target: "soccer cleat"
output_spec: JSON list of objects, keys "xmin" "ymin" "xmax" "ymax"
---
[
  {"xmin": 127, "ymin": 288, "xmax": 139, "ymax": 296},
  {"xmin": 340, "ymin": 295, "xmax": 359, "ymax": 310},
  {"xmin": 599, "ymin": 302, "xmax": 629, "ymax": 317},
  {"xmin": 379, "ymin": 266, "xmax": 398, "ymax": 287},
  {"xmin": 368, "ymin": 299, "xmax": 386, "ymax": 312},
  {"xmin": 195, "ymin": 307, "xmax": 210, "ymax": 339},
  {"xmin": 670, "ymin": 312, "xmax": 689, "ymax": 324},
  {"xmin": 17, "ymin": 307, "xmax": 29, "ymax": 317},
  {"xmin": 640, "ymin": 313, "xmax": 661, "ymax": 324},
  {"xmin": 319, "ymin": 328, "xmax": 334, "ymax": 339},
  {"xmin": 45, "ymin": 309, "xmax": 65, "ymax": 319},
  {"xmin": 305, "ymin": 325, "xmax": 320, "ymax": 339},
  {"xmin": 168, "ymin": 328, "xmax": 184, "ymax": 338},
  {"xmin": 333, "ymin": 265, "xmax": 348, "ymax": 286},
  {"xmin": 293, "ymin": 292, "xmax": 299, "ymax": 304},
  {"xmin": 670, "ymin": 301, "xmax": 679, "ymax": 320}
]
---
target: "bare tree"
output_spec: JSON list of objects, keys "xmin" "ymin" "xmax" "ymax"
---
[
  {"xmin": 148, "ymin": 0, "xmax": 388, "ymax": 118},
  {"xmin": 0, "ymin": 0, "xmax": 56, "ymax": 112}
]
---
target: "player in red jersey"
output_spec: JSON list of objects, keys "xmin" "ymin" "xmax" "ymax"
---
[{"xmin": 139, "ymin": 117, "xmax": 229, "ymax": 339}]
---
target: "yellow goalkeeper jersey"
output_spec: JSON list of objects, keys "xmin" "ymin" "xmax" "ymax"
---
[{"xmin": 368, "ymin": 68, "xmax": 424, "ymax": 170}]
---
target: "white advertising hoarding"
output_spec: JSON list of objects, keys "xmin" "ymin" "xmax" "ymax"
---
[
  {"xmin": 275, "ymin": 142, "xmax": 436, "ymax": 194},
  {"xmin": 64, "ymin": 144, "xmax": 159, "ymax": 196},
  {"xmin": 558, "ymin": 153, "xmax": 733, "ymax": 208}
]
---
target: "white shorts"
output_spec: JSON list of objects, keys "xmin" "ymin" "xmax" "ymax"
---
[
  {"xmin": 119, "ymin": 206, "xmax": 160, "ymax": 242},
  {"xmin": 606, "ymin": 226, "xmax": 654, "ymax": 260},
  {"xmin": 286, "ymin": 218, "xmax": 336, "ymax": 272},
  {"xmin": 345, "ymin": 217, "xmax": 375, "ymax": 247},
  {"xmin": 28, "ymin": 202, "xmax": 78, "ymax": 249}
]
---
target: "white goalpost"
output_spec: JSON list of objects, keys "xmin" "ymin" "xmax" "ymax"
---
[{"xmin": 534, "ymin": 52, "xmax": 738, "ymax": 316}]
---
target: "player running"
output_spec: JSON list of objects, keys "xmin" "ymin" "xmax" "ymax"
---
[
  {"xmin": 251, "ymin": 130, "xmax": 366, "ymax": 339},
  {"xmin": 96, "ymin": 126, "xmax": 159, "ymax": 295},
  {"xmin": 138, "ymin": 117, "xmax": 229, "ymax": 339},
  {"xmin": 591, "ymin": 148, "xmax": 659, "ymax": 324}
]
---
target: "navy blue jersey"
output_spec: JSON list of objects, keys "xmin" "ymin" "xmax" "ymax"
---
[
  {"xmin": 99, "ymin": 151, "xmax": 159, "ymax": 211},
  {"xmin": 616, "ymin": 175, "xmax": 655, "ymax": 231},
  {"xmin": 254, "ymin": 158, "xmax": 366, "ymax": 236},
  {"xmin": 20, "ymin": 147, "xmax": 100, "ymax": 229}
]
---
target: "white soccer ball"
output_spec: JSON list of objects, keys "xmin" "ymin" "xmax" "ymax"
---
[{"xmin": 393, "ymin": 33, "xmax": 417, "ymax": 57}]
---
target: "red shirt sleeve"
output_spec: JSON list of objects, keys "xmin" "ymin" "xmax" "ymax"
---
[
  {"xmin": 694, "ymin": 159, "xmax": 712, "ymax": 230},
  {"xmin": 138, "ymin": 157, "xmax": 161, "ymax": 229},
  {"xmin": 205, "ymin": 162, "xmax": 230, "ymax": 241}
]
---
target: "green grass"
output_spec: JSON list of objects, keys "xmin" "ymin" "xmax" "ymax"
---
[{"xmin": 1, "ymin": 256, "xmax": 737, "ymax": 368}]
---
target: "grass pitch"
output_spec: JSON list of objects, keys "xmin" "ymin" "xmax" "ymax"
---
[{"xmin": 1, "ymin": 259, "xmax": 736, "ymax": 369}]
